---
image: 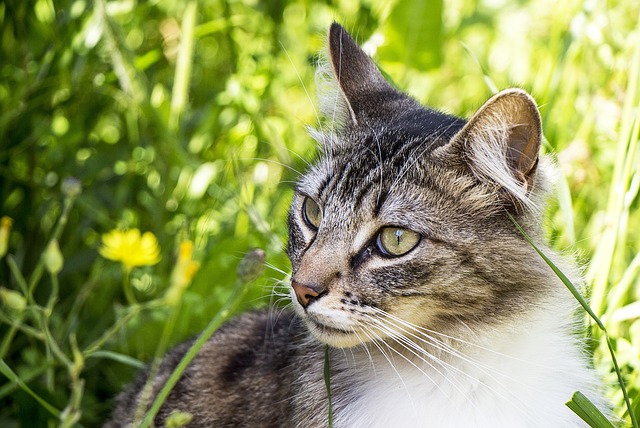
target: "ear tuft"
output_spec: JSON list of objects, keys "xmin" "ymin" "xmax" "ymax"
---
[{"xmin": 452, "ymin": 89, "xmax": 543, "ymax": 210}]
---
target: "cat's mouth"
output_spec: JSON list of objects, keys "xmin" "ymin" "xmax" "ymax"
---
[
  {"xmin": 303, "ymin": 315, "xmax": 366, "ymax": 348},
  {"xmin": 311, "ymin": 320, "xmax": 352, "ymax": 335}
]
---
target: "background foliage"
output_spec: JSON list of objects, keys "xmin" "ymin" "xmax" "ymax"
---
[{"xmin": 0, "ymin": 0, "xmax": 638, "ymax": 425}]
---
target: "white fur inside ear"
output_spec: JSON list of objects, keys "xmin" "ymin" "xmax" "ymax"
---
[
  {"xmin": 314, "ymin": 58, "xmax": 356, "ymax": 129},
  {"xmin": 467, "ymin": 118, "xmax": 537, "ymax": 210}
]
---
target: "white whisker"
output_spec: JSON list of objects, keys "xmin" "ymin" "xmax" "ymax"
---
[
  {"xmin": 360, "ymin": 322, "xmax": 452, "ymax": 400},
  {"xmin": 280, "ymin": 41, "xmax": 321, "ymax": 130},
  {"xmin": 351, "ymin": 327, "xmax": 378, "ymax": 375},
  {"xmin": 358, "ymin": 324, "xmax": 418, "ymax": 412},
  {"xmin": 239, "ymin": 157, "xmax": 304, "ymax": 176},
  {"xmin": 363, "ymin": 309, "xmax": 545, "ymax": 418},
  {"xmin": 369, "ymin": 307, "xmax": 548, "ymax": 368}
]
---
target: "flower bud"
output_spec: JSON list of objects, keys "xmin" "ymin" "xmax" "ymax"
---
[
  {"xmin": 61, "ymin": 177, "xmax": 82, "ymax": 199},
  {"xmin": 0, "ymin": 216, "xmax": 13, "ymax": 258},
  {"xmin": 0, "ymin": 287, "xmax": 26, "ymax": 313},
  {"xmin": 43, "ymin": 239, "xmax": 64, "ymax": 274},
  {"xmin": 237, "ymin": 248, "xmax": 265, "ymax": 283}
]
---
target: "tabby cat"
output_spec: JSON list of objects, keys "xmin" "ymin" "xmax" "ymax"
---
[{"xmin": 107, "ymin": 23, "xmax": 608, "ymax": 427}]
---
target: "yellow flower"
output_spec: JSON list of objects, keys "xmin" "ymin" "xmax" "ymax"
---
[{"xmin": 99, "ymin": 229, "xmax": 161, "ymax": 271}]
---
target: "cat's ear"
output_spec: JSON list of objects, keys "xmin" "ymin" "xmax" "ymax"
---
[
  {"xmin": 321, "ymin": 23, "xmax": 398, "ymax": 126},
  {"xmin": 448, "ymin": 88, "xmax": 543, "ymax": 208}
]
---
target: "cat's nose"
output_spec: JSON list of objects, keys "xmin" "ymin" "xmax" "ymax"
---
[{"xmin": 291, "ymin": 280, "xmax": 322, "ymax": 308}]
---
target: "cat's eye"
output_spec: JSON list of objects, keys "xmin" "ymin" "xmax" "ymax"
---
[
  {"xmin": 302, "ymin": 197, "xmax": 322, "ymax": 229},
  {"xmin": 377, "ymin": 227, "xmax": 420, "ymax": 256}
]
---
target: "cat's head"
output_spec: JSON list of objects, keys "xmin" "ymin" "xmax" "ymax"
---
[{"xmin": 287, "ymin": 23, "xmax": 555, "ymax": 348}]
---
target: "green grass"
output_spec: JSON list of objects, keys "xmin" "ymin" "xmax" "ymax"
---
[{"xmin": 0, "ymin": 0, "xmax": 638, "ymax": 425}]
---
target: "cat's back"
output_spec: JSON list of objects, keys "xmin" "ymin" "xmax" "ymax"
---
[{"xmin": 106, "ymin": 309, "xmax": 318, "ymax": 427}]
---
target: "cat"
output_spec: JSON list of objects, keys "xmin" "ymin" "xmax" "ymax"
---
[{"xmin": 107, "ymin": 23, "xmax": 609, "ymax": 427}]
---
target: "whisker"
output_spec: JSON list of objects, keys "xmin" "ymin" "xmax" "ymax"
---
[
  {"xmin": 263, "ymin": 261, "xmax": 290, "ymax": 278},
  {"xmin": 239, "ymin": 157, "xmax": 304, "ymax": 176},
  {"xmin": 367, "ymin": 315, "xmax": 514, "ymax": 391},
  {"xmin": 363, "ymin": 317, "xmax": 465, "ymax": 398},
  {"xmin": 372, "ymin": 309, "xmax": 547, "ymax": 391},
  {"xmin": 366, "ymin": 316, "xmax": 535, "ymax": 416},
  {"xmin": 388, "ymin": 120, "xmax": 461, "ymax": 194},
  {"xmin": 358, "ymin": 324, "xmax": 418, "ymax": 411},
  {"xmin": 369, "ymin": 307, "xmax": 547, "ymax": 368},
  {"xmin": 280, "ymin": 41, "xmax": 321, "ymax": 130},
  {"xmin": 360, "ymin": 322, "xmax": 451, "ymax": 399},
  {"xmin": 351, "ymin": 327, "xmax": 378, "ymax": 375},
  {"xmin": 365, "ymin": 310, "xmax": 543, "ymax": 416}
]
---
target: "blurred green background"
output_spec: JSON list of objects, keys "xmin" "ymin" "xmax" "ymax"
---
[{"xmin": 0, "ymin": 0, "xmax": 638, "ymax": 425}]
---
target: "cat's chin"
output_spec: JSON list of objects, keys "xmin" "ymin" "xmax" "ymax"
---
[{"xmin": 303, "ymin": 318, "xmax": 366, "ymax": 348}]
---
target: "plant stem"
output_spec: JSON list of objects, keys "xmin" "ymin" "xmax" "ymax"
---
[
  {"xmin": 139, "ymin": 278, "xmax": 250, "ymax": 427},
  {"xmin": 0, "ymin": 320, "xmax": 22, "ymax": 360},
  {"xmin": 0, "ymin": 363, "xmax": 51, "ymax": 400},
  {"xmin": 46, "ymin": 273, "xmax": 59, "ymax": 313},
  {"xmin": 169, "ymin": 1, "xmax": 197, "ymax": 132},
  {"xmin": 83, "ymin": 303, "xmax": 148, "ymax": 356},
  {"xmin": 27, "ymin": 197, "xmax": 75, "ymax": 299},
  {"xmin": 60, "ymin": 335, "xmax": 84, "ymax": 428},
  {"xmin": 0, "ymin": 311, "xmax": 43, "ymax": 341},
  {"xmin": 122, "ymin": 267, "xmax": 137, "ymax": 305},
  {"xmin": 133, "ymin": 301, "xmax": 183, "ymax": 424},
  {"xmin": 39, "ymin": 310, "xmax": 71, "ymax": 367},
  {"xmin": 6, "ymin": 255, "xmax": 29, "ymax": 300}
]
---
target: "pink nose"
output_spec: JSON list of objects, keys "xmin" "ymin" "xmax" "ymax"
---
[{"xmin": 292, "ymin": 280, "xmax": 321, "ymax": 308}]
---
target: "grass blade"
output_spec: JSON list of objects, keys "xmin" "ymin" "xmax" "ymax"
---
[
  {"xmin": 87, "ymin": 350, "xmax": 145, "ymax": 369},
  {"xmin": 508, "ymin": 213, "xmax": 637, "ymax": 427},
  {"xmin": 566, "ymin": 391, "xmax": 616, "ymax": 428},
  {"xmin": 139, "ymin": 283, "xmax": 246, "ymax": 427},
  {"xmin": 168, "ymin": 1, "xmax": 197, "ymax": 132},
  {"xmin": 324, "ymin": 346, "xmax": 333, "ymax": 428},
  {"xmin": 0, "ymin": 359, "xmax": 61, "ymax": 418}
]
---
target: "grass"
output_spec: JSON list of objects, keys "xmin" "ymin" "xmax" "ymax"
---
[{"xmin": 0, "ymin": 0, "xmax": 638, "ymax": 425}]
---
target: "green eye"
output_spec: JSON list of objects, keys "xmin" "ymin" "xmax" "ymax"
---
[
  {"xmin": 377, "ymin": 227, "xmax": 420, "ymax": 256},
  {"xmin": 302, "ymin": 197, "xmax": 322, "ymax": 229}
]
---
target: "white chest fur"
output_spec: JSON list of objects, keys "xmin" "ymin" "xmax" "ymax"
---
[{"xmin": 330, "ymin": 314, "xmax": 604, "ymax": 428}]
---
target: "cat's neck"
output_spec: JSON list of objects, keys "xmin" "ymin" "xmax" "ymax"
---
[{"xmin": 326, "ymin": 303, "xmax": 598, "ymax": 428}]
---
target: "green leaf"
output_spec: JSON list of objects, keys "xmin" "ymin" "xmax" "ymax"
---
[
  {"xmin": 566, "ymin": 391, "xmax": 615, "ymax": 428},
  {"xmin": 377, "ymin": 0, "xmax": 444, "ymax": 70}
]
